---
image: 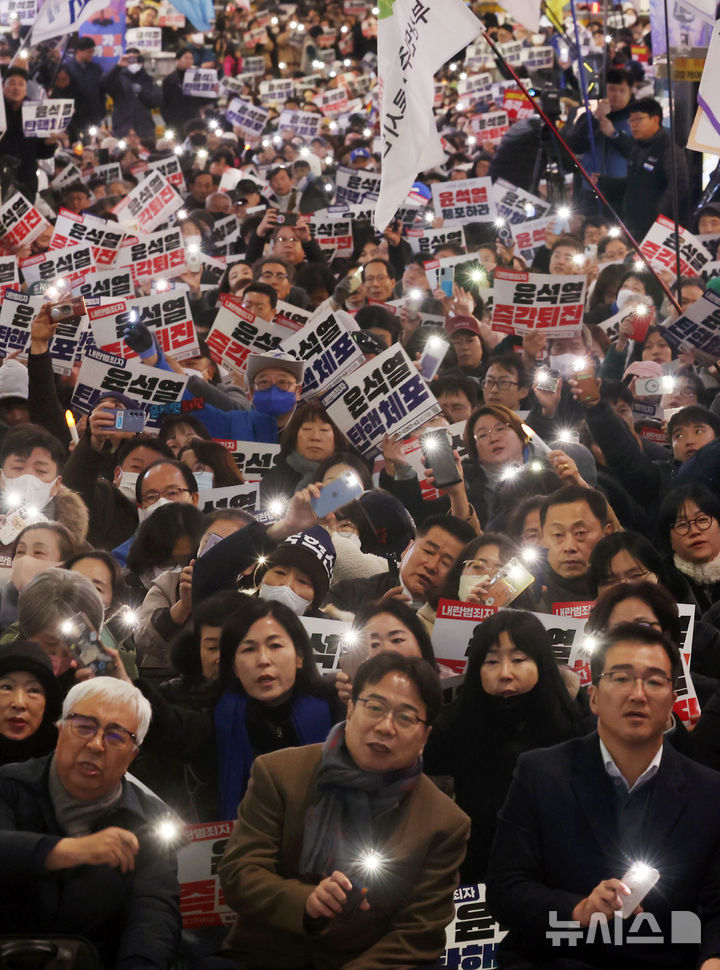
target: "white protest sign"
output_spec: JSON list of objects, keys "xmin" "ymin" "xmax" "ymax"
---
[
  {"xmin": 50, "ymin": 209, "xmax": 125, "ymax": 266},
  {"xmin": 444, "ymin": 884, "xmax": 507, "ymax": 968},
  {"xmin": 280, "ymin": 309, "xmax": 363, "ymax": 399},
  {"xmin": 521, "ymin": 45, "xmax": 555, "ymax": 70},
  {"xmin": 213, "ymin": 440, "xmax": 281, "ymax": 480},
  {"xmin": 510, "ymin": 217, "xmax": 555, "ymax": 264},
  {"xmin": 20, "ymin": 244, "xmax": 94, "ymax": 289},
  {"xmin": 181, "ymin": 68, "xmax": 219, "ymax": 97},
  {"xmin": 225, "ymin": 98, "xmax": 269, "ymax": 141},
  {"xmin": 22, "ymin": 99, "xmax": 74, "ymax": 136},
  {"xmin": 313, "ymin": 86, "xmax": 350, "ymax": 116},
  {"xmin": 0, "ymin": 193, "xmax": 51, "ymax": 250},
  {"xmin": 457, "ymin": 72, "xmax": 493, "ymax": 104},
  {"xmin": 471, "ymin": 109, "xmax": 510, "ymax": 144},
  {"xmin": 273, "ymin": 301, "xmax": 310, "ymax": 332},
  {"xmin": 88, "ymin": 292, "xmax": 198, "ymax": 360},
  {"xmin": 406, "ymin": 225, "xmax": 465, "ymax": 256},
  {"xmin": 81, "ymin": 162, "xmax": 123, "ymax": 186},
  {"xmin": 177, "ymin": 821, "xmax": 235, "ymax": 928},
  {"xmin": 322, "ymin": 344, "xmax": 441, "ymax": 458},
  {"xmin": 141, "ymin": 154, "xmax": 185, "ymax": 189},
  {"xmin": 211, "ymin": 215, "xmax": 239, "ymax": 256},
  {"xmin": 112, "ymin": 172, "xmax": 183, "ymax": 233},
  {"xmin": 206, "ymin": 294, "xmax": 293, "ymax": 377},
  {"xmin": 75, "ymin": 268, "xmax": 134, "ymax": 301},
  {"xmin": 334, "ymin": 165, "xmax": 381, "ymax": 206},
  {"xmin": 116, "ymin": 227, "xmax": 187, "ymax": 284},
  {"xmin": 258, "ymin": 78, "xmax": 295, "ymax": 105},
  {"xmin": 640, "ymin": 215, "xmax": 712, "ymax": 277},
  {"xmin": 51, "ymin": 162, "xmax": 84, "ymax": 189},
  {"xmin": 196, "ymin": 483, "xmax": 259, "ymax": 515},
  {"xmin": 301, "ymin": 615, "xmax": 353, "ymax": 677},
  {"xmin": 125, "ymin": 27, "xmax": 162, "ymax": 51},
  {"xmin": 493, "ymin": 179, "xmax": 552, "ymax": 224},
  {"xmin": 243, "ymin": 55, "xmax": 266, "ymax": 76},
  {"xmin": 661, "ymin": 288, "xmax": 720, "ymax": 365},
  {"xmin": 492, "ymin": 268, "xmax": 586, "ymax": 336},
  {"xmin": 277, "ymin": 109, "xmax": 323, "ymax": 138},
  {"xmin": 307, "ymin": 213, "xmax": 354, "ymax": 260},
  {"xmin": 0, "ymin": 255, "xmax": 19, "ymax": 299},
  {"xmin": 71, "ymin": 348, "xmax": 188, "ymax": 429},
  {"xmin": 431, "ymin": 177, "xmax": 496, "ymax": 226},
  {"xmin": 0, "ymin": 289, "xmax": 44, "ymax": 356}
]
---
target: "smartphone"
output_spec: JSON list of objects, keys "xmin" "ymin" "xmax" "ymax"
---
[
  {"xmin": 341, "ymin": 881, "xmax": 369, "ymax": 916},
  {"xmin": 534, "ymin": 368, "xmax": 560, "ymax": 394},
  {"xmin": 339, "ymin": 640, "xmax": 368, "ymax": 680},
  {"xmin": 50, "ymin": 296, "xmax": 86, "ymax": 321},
  {"xmin": 635, "ymin": 376, "xmax": 675, "ymax": 397},
  {"xmin": 186, "ymin": 249, "xmax": 203, "ymax": 272},
  {"xmin": 573, "ymin": 359, "xmax": 600, "ymax": 403},
  {"xmin": 112, "ymin": 409, "xmax": 146, "ymax": 433},
  {"xmin": 275, "ymin": 212, "xmax": 298, "ymax": 226},
  {"xmin": 311, "ymin": 472, "xmax": 364, "ymax": 518},
  {"xmin": 438, "ymin": 265, "xmax": 454, "ymax": 298},
  {"xmin": 65, "ymin": 613, "xmax": 116, "ymax": 675},
  {"xmin": 419, "ymin": 430, "xmax": 461, "ymax": 490},
  {"xmin": 482, "ymin": 557, "xmax": 535, "ymax": 607},
  {"xmin": 619, "ymin": 863, "xmax": 660, "ymax": 918},
  {"xmin": 418, "ymin": 336, "xmax": 449, "ymax": 381}
]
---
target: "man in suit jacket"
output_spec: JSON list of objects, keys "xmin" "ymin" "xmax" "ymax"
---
[
  {"xmin": 486, "ymin": 622, "xmax": 720, "ymax": 970},
  {"xmin": 218, "ymin": 651, "xmax": 470, "ymax": 970}
]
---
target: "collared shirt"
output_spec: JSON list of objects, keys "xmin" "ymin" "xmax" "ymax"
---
[{"xmin": 599, "ymin": 737, "xmax": 663, "ymax": 794}]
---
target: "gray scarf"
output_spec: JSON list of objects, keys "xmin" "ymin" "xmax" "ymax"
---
[
  {"xmin": 287, "ymin": 451, "xmax": 321, "ymax": 491},
  {"xmin": 49, "ymin": 756, "xmax": 123, "ymax": 836}
]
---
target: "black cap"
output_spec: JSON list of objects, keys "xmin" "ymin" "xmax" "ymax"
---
[{"xmin": 0, "ymin": 640, "xmax": 63, "ymax": 721}]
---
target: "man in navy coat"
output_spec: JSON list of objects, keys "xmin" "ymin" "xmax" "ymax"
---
[{"xmin": 486, "ymin": 622, "xmax": 720, "ymax": 970}]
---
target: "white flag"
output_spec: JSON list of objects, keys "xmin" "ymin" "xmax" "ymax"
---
[
  {"xmin": 690, "ymin": 18, "xmax": 720, "ymax": 155},
  {"xmin": 374, "ymin": 0, "xmax": 482, "ymax": 231},
  {"xmin": 32, "ymin": 0, "xmax": 109, "ymax": 43}
]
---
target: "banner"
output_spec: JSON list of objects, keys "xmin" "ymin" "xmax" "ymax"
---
[
  {"xmin": 640, "ymin": 216, "xmax": 712, "ymax": 278},
  {"xmin": 280, "ymin": 309, "xmax": 363, "ymax": 399},
  {"xmin": 71, "ymin": 348, "xmax": 188, "ymax": 428},
  {"xmin": 141, "ymin": 154, "xmax": 185, "ymax": 188},
  {"xmin": 32, "ymin": 0, "xmax": 110, "ymax": 42},
  {"xmin": 406, "ymin": 225, "xmax": 465, "ymax": 256},
  {"xmin": 322, "ymin": 344, "xmax": 440, "ymax": 458},
  {"xmin": 431, "ymin": 177, "xmax": 496, "ymax": 225},
  {"xmin": 113, "ymin": 172, "xmax": 183, "ymax": 232},
  {"xmin": 510, "ymin": 217, "xmax": 554, "ymax": 264},
  {"xmin": 374, "ymin": 0, "xmax": 481, "ymax": 230},
  {"xmin": 182, "ymin": 68, "xmax": 219, "ymax": 98},
  {"xmin": 312, "ymin": 86, "xmax": 350, "ymax": 117},
  {"xmin": 492, "ymin": 269, "xmax": 586, "ymax": 336},
  {"xmin": 50, "ymin": 209, "xmax": 124, "ymax": 266},
  {"xmin": 258, "ymin": 78, "xmax": 294, "ymax": 105},
  {"xmin": 22, "ymin": 99, "xmax": 74, "ymax": 136},
  {"xmin": 225, "ymin": 98, "xmax": 269, "ymax": 141},
  {"xmin": 88, "ymin": 292, "xmax": 199, "ymax": 360},
  {"xmin": 0, "ymin": 193, "xmax": 51, "ymax": 250}
]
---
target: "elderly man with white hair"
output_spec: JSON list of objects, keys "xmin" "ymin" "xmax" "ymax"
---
[{"xmin": 0, "ymin": 677, "xmax": 181, "ymax": 969}]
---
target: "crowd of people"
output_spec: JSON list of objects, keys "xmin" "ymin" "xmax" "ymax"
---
[{"xmin": 0, "ymin": 0, "xmax": 720, "ymax": 968}]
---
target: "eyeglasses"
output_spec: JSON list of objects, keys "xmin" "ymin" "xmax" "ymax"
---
[
  {"xmin": 462, "ymin": 558, "xmax": 500, "ymax": 576},
  {"xmin": 141, "ymin": 486, "xmax": 191, "ymax": 506},
  {"xmin": 253, "ymin": 378, "xmax": 297, "ymax": 392},
  {"xmin": 671, "ymin": 513, "xmax": 713, "ymax": 536},
  {"xmin": 259, "ymin": 270, "xmax": 289, "ymax": 281},
  {"xmin": 597, "ymin": 568, "xmax": 651, "ymax": 588},
  {"xmin": 596, "ymin": 670, "xmax": 673, "ymax": 694},
  {"xmin": 483, "ymin": 378, "xmax": 518, "ymax": 391},
  {"xmin": 276, "ymin": 236, "xmax": 300, "ymax": 244},
  {"xmin": 65, "ymin": 713, "xmax": 138, "ymax": 750},
  {"xmin": 474, "ymin": 422, "xmax": 511, "ymax": 443},
  {"xmin": 364, "ymin": 275, "xmax": 390, "ymax": 284},
  {"xmin": 356, "ymin": 696, "xmax": 427, "ymax": 729}
]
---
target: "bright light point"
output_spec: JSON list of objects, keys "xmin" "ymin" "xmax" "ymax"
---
[
  {"xmin": 312, "ymin": 59, "xmax": 323, "ymax": 69},
  {"xmin": 341, "ymin": 25, "xmax": 349, "ymax": 33},
  {"xmin": 556, "ymin": 429, "xmax": 573, "ymax": 443},
  {"xmin": 157, "ymin": 279, "xmax": 169, "ymax": 291},
  {"xmin": 122, "ymin": 607, "xmax": 139, "ymax": 627},
  {"xmin": 60, "ymin": 620, "xmax": 76, "ymax": 636},
  {"xmin": 300, "ymin": 146, "xmax": 309, "ymax": 157},
  {"xmin": 88, "ymin": 126, "xmax": 97, "ymax": 136},
  {"xmin": 289, "ymin": 20, "xmax": 297, "ymax": 28},
  {"xmin": 358, "ymin": 849, "xmax": 384, "ymax": 873},
  {"xmin": 457, "ymin": 102, "xmax": 465, "ymax": 111},
  {"xmin": 427, "ymin": 335, "xmax": 445, "ymax": 349},
  {"xmin": 197, "ymin": 148, "xmax": 208, "ymax": 160},
  {"xmin": 459, "ymin": 71, "xmax": 467, "ymax": 80},
  {"xmin": 557, "ymin": 205, "xmax": 570, "ymax": 219},
  {"xmin": 501, "ymin": 465, "xmax": 520, "ymax": 481},
  {"xmin": 524, "ymin": 203, "xmax": 535, "ymax": 217},
  {"xmin": 363, "ymin": 127, "xmax": 371, "ymax": 137},
  {"xmin": 583, "ymin": 635, "xmax": 600, "ymax": 653},
  {"xmin": 661, "ymin": 376, "xmax": 676, "ymax": 392},
  {"xmin": 409, "ymin": 288, "xmax": 423, "ymax": 300},
  {"xmin": 156, "ymin": 820, "xmax": 178, "ymax": 841},
  {"xmin": 343, "ymin": 629, "xmax": 359, "ymax": 646},
  {"xmin": 262, "ymin": 138, "xmax": 270, "ymax": 147},
  {"xmin": 25, "ymin": 506, "xmax": 38, "ymax": 517},
  {"xmin": 608, "ymin": 226, "xmax": 621, "ymax": 237},
  {"xmin": 521, "ymin": 423, "xmax": 535, "ymax": 438},
  {"xmin": 494, "ymin": 217, "xmax": 506, "ymax": 228},
  {"xmin": 5, "ymin": 492, "xmax": 21, "ymax": 509},
  {"xmin": 174, "ymin": 145, "xmax": 183, "ymax": 155},
  {"xmin": 117, "ymin": 139, "xmax": 127, "ymax": 150},
  {"xmin": 630, "ymin": 861, "xmax": 653, "ymax": 880},
  {"xmin": 188, "ymin": 244, "xmax": 200, "ymax": 255},
  {"xmin": 271, "ymin": 15, "xmax": 278, "ymax": 24},
  {"xmin": 18, "ymin": 49, "xmax": 27, "ymax": 59},
  {"xmin": 371, "ymin": 5, "xmax": 379, "ymax": 13},
  {"xmin": 572, "ymin": 253, "xmax": 585, "ymax": 266},
  {"xmin": 520, "ymin": 545, "xmax": 539, "ymax": 563},
  {"xmin": 268, "ymin": 500, "xmax": 285, "ymax": 517},
  {"xmin": 467, "ymin": 135, "xmax": 476, "ymax": 146},
  {"xmin": 470, "ymin": 269, "xmax": 485, "ymax": 283},
  {"xmin": 425, "ymin": 211, "xmax": 435, "ymax": 223},
  {"xmin": 177, "ymin": 209, "xmax": 187, "ymax": 220},
  {"xmin": 273, "ymin": 135, "xmax": 283, "ymax": 144},
  {"xmin": 529, "ymin": 460, "xmax": 543, "ymax": 472},
  {"xmin": 278, "ymin": 61, "xmax": 286, "ymax": 69},
  {"xmin": 560, "ymin": 47, "xmax": 569, "ymax": 58},
  {"xmin": 165, "ymin": 129, "xmax": 175, "ymax": 141},
  {"xmin": 129, "ymin": 310, "xmax": 138, "ymax": 323},
  {"xmin": 605, "ymin": 34, "xmax": 612, "ymax": 42},
  {"xmin": 343, "ymin": 57, "xmax": 351, "ymax": 65},
  {"xmin": 208, "ymin": 119, "xmax": 219, "ymax": 131},
  {"xmin": 634, "ymin": 260, "xmax": 644, "ymax": 271},
  {"xmin": 325, "ymin": 154, "xmax": 334, "ymax": 163},
  {"xmin": 329, "ymin": 71, "xmax": 336, "ymax": 78},
  {"xmin": 449, "ymin": 61, "xmax": 457, "ymax": 71},
  {"xmin": 325, "ymin": 182, "xmax": 333, "ymax": 191},
  {"xmin": 329, "ymin": 121, "xmax": 338, "ymax": 132},
  {"xmin": 297, "ymin": 23, "xmax": 304, "ymax": 30},
  {"xmin": 573, "ymin": 356, "xmax": 589, "ymax": 372},
  {"xmin": 257, "ymin": 555, "xmax": 267, "ymax": 566},
  {"xmin": 46, "ymin": 287, "xmax": 58, "ymax": 299}
]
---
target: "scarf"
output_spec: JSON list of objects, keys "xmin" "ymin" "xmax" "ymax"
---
[
  {"xmin": 0, "ymin": 720, "xmax": 56, "ymax": 767},
  {"xmin": 299, "ymin": 722, "xmax": 421, "ymax": 881},
  {"xmin": 214, "ymin": 689, "xmax": 332, "ymax": 820},
  {"xmin": 286, "ymin": 451, "xmax": 321, "ymax": 491},
  {"xmin": 673, "ymin": 551, "xmax": 720, "ymax": 586},
  {"xmin": 48, "ymin": 756, "xmax": 122, "ymax": 836}
]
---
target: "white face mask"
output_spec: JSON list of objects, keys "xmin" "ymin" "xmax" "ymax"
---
[
  {"xmin": 335, "ymin": 530, "xmax": 361, "ymax": 547},
  {"xmin": 458, "ymin": 572, "xmax": 490, "ymax": 602},
  {"xmin": 11, "ymin": 554, "xmax": 58, "ymax": 592},
  {"xmin": 3, "ymin": 473, "xmax": 57, "ymax": 511},
  {"xmin": 137, "ymin": 496, "xmax": 171, "ymax": 523},
  {"xmin": 127, "ymin": 61, "xmax": 142, "ymax": 74},
  {"xmin": 193, "ymin": 470, "xmax": 214, "ymax": 491},
  {"xmin": 258, "ymin": 582, "xmax": 311, "ymax": 615},
  {"xmin": 548, "ymin": 353, "xmax": 578, "ymax": 380},
  {"xmin": 117, "ymin": 471, "xmax": 138, "ymax": 502}
]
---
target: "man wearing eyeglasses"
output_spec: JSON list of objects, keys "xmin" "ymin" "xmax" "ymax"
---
[
  {"xmin": 218, "ymin": 651, "xmax": 469, "ymax": 969},
  {"xmin": 0, "ymin": 677, "xmax": 181, "ymax": 968},
  {"xmin": 486, "ymin": 622, "xmax": 720, "ymax": 970}
]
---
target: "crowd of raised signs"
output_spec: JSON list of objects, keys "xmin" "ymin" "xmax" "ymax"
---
[{"xmin": 2, "ymin": 0, "xmax": 720, "ymax": 960}]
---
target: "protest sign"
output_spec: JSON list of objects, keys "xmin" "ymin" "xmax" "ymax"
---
[
  {"xmin": 493, "ymin": 180, "xmax": 552, "ymax": 224},
  {"xmin": 75, "ymin": 268, "xmax": 134, "ymax": 300},
  {"xmin": 88, "ymin": 292, "xmax": 199, "ymax": 360},
  {"xmin": 51, "ymin": 162, "xmax": 85, "ymax": 189},
  {"xmin": 206, "ymin": 295, "xmax": 291, "ymax": 377},
  {"xmin": 334, "ymin": 165, "xmax": 381, "ymax": 206},
  {"xmin": 177, "ymin": 821, "xmax": 235, "ymax": 928},
  {"xmin": 313, "ymin": 202, "xmax": 376, "ymax": 224},
  {"xmin": 244, "ymin": 25, "xmax": 269, "ymax": 46},
  {"xmin": 497, "ymin": 39, "xmax": 524, "ymax": 64},
  {"xmin": 312, "ymin": 86, "xmax": 350, "ymax": 116},
  {"xmin": 125, "ymin": 26, "xmax": 162, "ymax": 50},
  {"xmin": 322, "ymin": 345, "xmax": 440, "ymax": 458},
  {"xmin": 7, "ymin": 0, "xmax": 37, "ymax": 24},
  {"xmin": 258, "ymin": 78, "xmax": 295, "ymax": 105},
  {"xmin": 22, "ymin": 99, "xmax": 74, "ymax": 136},
  {"xmin": 181, "ymin": 68, "xmax": 219, "ymax": 97},
  {"xmin": 0, "ymin": 290, "xmax": 45, "ymax": 356},
  {"xmin": 465, "ymin": 42, "xmax": 494, "ymax": 71},
  {"xmin": 20, "ymin": 244, "xmax": 94, "ymax": 289},
  {"xmin": 470, "ymin": 109, "xmax": 510, "ymax": 144},
  {"xmin": 225, "ymin": 98, "xmax": 270, "ymax": 141},
  {"xmin": 273, "ymin": 301, "xmax": 310, "ymax": 332},
  {"xmin": 640, "ymin": 216, "xmax": 712, "ymax": 277},
  {"xmin": 431, "ymin": 177, "xmax": 496, "ymax": 225},
  {"xmin": 243, "ymin": 55, "xmax": 266, "ymax": 76},
  {"xmin": 50, "ymin": 209, "xmax": 124, "ymax": 266},
  {"xmin": 661, "ymin": 288, "xmax": 720, "ymax": 365},
  {"xmin": 502, "ymin": 88, "xmax": 535, "ymax": 121},
  {"xmin": 0, "ymin": 255, "xmax": 18, "ymax": 300},
  {"xmin": 196, "ymin": 483, "xmax": 259, "ymax": 515},
  {"xmin": 300, "ymin": 615, "xmax": 353, "ymax": 677},
  {"xmin": 406, "ymin": 225, "xmax": 465, "ymax": 257},
  {"xmin": 595, "ymin": 302, "xmax": 656, "ymax": 344},
  {"xmin": 71, "ymin": 349, "xmax": 188, "ymax": 429},
  {"xmin": 81, "ymin": 162, "xmax": 123, "ymax": 185},
  {"xmin": 214, "ymin": 440, "xmax": 281, "ymax": 480},
  {"xmin": 457, "ymin": 72, "xmax": 493, "ymax": 104},
  {"xmin": 492, "ymin": 269, "xmax": 586, "ymax": 335},
  {"xmin": 141, "ymin": 153, "xmax": 185, "ymax": 188},
  {"xmin": 113, "ymin": 172, "xmax": 183, "ymax": 233},
  {"xmin": 510, "ymin": 217, "xmax": 555, "ymax": 264},
  {"xmin": 0, "ymin": 193, "xmax": 52, "ymax": 250},
  {"xmin": 521, "ymin": 45, "xmax": 555, "ymax": 70},
  {"xmin": 211, "ymin": 216, "xmax": 239, "ymax": 257},
  {"xmin": 276, "ymin": 109, "xmax": 323, "ymax": 138},
  {"xmin": 219, "ymin": 74, "xmax": 258, "ymax": 98},
  {"xmin": 116, "ymin": 227, "xmax": 187, "ymax": 284},
  {"xmin": 280, "ymin": 309, "xmax": 363, "ymax": 399},
  {"xmin": 443, "ymin": 883, "xmax": 507, "ymax": 969},
  {"xmin": 307, "ymin": 213, "xmax": 353, "ymax": 260}
]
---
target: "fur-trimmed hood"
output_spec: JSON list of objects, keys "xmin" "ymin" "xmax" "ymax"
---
[{"xmin": 47, "ymin": 484, "xmax": 89, "ymax": 546}]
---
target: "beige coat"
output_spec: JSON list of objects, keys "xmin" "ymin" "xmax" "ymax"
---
[{"xmin": 219, "ymin": 743, "xmax": 470, "ymax": 970}]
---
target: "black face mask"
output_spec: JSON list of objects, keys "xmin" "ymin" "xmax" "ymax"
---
[{"xmin": 189, "ymin": 132, "xmax": 207, "ymax": 146}]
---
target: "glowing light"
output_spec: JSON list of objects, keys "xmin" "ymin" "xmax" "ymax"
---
[
  {"xmin": 572, "ymin": 253, "xmax": 586, "ymax": 267},
  {"xmin": 165, "ymin": 129, "xmax": 175, "ymax": 141},
  {"xmin": 5, "ymin": 492, "xmax": 21, "ymax": 509},
  {"xmin": 456, "ymin": 101, "xmax": 465, "ymax": 111},
  {"xmin": 583, "ymin": 635, "xmax": 600, "ymax": 653},
  {"xmin": 208, "ymin": 119, "xmax": 219, "ymax": 131},
  {"xmin": 174, "ymin": 145, "xmax": 183, "ymax": 155},
  {"xmin": 25, "ymin": 506, "xmax": 38, "ymax": 517},
  {"xmin": 329, "ymin": 121, "xmax": 338, "ymax": 132},
  {"xmin": 312, "ymin": 59, "xmax": 324, "ymax": 69},
  {"xmin": 156, "ymin": 819, "xmax": 179, "ymax": 841},
  {"xmin": 325, "ymin": 153, "xmax": 334, "ymax": 163},
  {"xmin": 297, "ymin": 23, "xmax": 305, "ymax": 31},
  {"xmin": 661, "ymin": 375, "xmax": 676, "ymax": 393},
  {"xmin": 572, "ymin": 356, "xmax": 590, "ymax": 372},
  {"xmin": 409, "ymin": 287, "xmax": 423, "ymax": 301},
  {"xmin": 156, "ymin": 279, "xmax": 169, "ymax": 292},
  {"xmin": 197, "ymin": 148, "xmax": 208, "ymax": 160},
  {"xmin": 88, "ymin": 126, "xmax": 98, "ymax": 137},
  {"xmin": 188, "ymin": 244, "xmax": 200, "ymax": 255},
  {"xmin": 605, "ymin": 33, "xmax": 612, "ymax": 42},
  {"xmin": 371, "ymin": 5, "xmax": 379, "ymax": 13},
  {"xmin": 278, "ymin": 60, "xmax": 286, "ymax": 69},
  {"xmin": 268, "ymin": 499, "xmax": 286, "ymax": 517},
  {"xmin": 270, "ymin": 15, "xmax": 278, "ymax": 24},
  {"xmin": 273, "ymin": 134, "xmax": 283, "ymax": 144},
  {"xmin": 556, "ymin": 428, "xmax": 574, "ymax": 443},
  {"xmin": 494, "ymin": 217, "xmax": 506, "ymax": 228},
  {"xmin": 524, "ymin": 203, "xmax": 535, "ymax": 217},
  {"xmin": 634, "ymin": 302, "xmax": 648, "ymax": 316},
  {"xmin": 470, "ymin": 268, "xmax": 486, "ymax": 283},
  {"xmin": 425, "ymin": 211, "xmax": 435, "ymax": 224},
  {"xmin": 262, "ymin": 138, "xmax": 270, "ymax": 148},
  {"xmin": 329, "ymin": 71, "xmax": 337, "ymax": 78},
  {"xmin": 528, "ymin": 460, "xmax": 544, "ymax": 472},
  {"xmin": 500, "ymin": 465, "xmax": 520, "ymax": 481},
  {"xmin": 343, "ymin": 629, "xmax": 359, "ymax": 647},
  {"xmin": 341, "ymin": 25, "xmax": 349, "ymax": 33},
  {"xmin": 289, "ymin": 20, "xmax": 297, "ymax": 28},
  {"xmin": 117, "ymin": 139, "xmax": 127, "ymax": 150},
  {"xmin": 467, "ymin": 135, "xmax": 476, "ymax": 146},
  {"xmin": 608, "ymin": 226, "xmax": 621, "ymax": 238},
  {"xmin": 121, "ymin": 607, "xmax": 139, "ymax": 627},
  {"xmin": 300, "ymin": 146, "xmax": 310, "ymax": 157},
  {"xmin": 449, "ymin": 61, "xmax": 457, "ymax": 71},
  {"xmin": 357, "ymin": 849, "xmax": 385, "ymax": 874},
  {"xmin": 556, "ymin": 205, "xmax": 570, "ymax": 219},
  {"xmin": 628, "ymin": 861, "xmax": 653, "ymax": 881},
  {"xmin": 343, "ymin": 57, "xmax": 351, "ymax": 66},
  {"xmin": 60, "ymin": 620, "xmax": 76, "ymax": 637},
  {"xmin": 633, "ymin": 260, "xmax": 644, "ymax": 271},
  {"xmin": 520, "ymin": 545, "xmax": 539, "ymax": 563},
  {"xmin": 257, "ymin": 555, "xmax": 267, "ymax": 566},
  {"xmin": 325, "ymin": 182, "xmax": 334, "ymax": 192},
  {"xmin": 459, "ymin": 71, "xmax": 467, "ymax": 80},
  {"xmin": 46, "ymin": 286, "xmax": 58, "ymax": 300},
  {"xmin": 177, "ymin": 209, "xmax": 188, "ymax": 220},
  {"xmin": 18, "ymin": 48, "xmax": 27, "ymax": 59},
  {"xmin": 363, "ymin": 127, "xmax": 372, "ymax": 137}
]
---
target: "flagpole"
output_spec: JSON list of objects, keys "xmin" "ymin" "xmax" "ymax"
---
[
  {"xmin": 661, "ymin": 0, "xmax": 683, "ymax": 289},
  {"xmin": 480, "ymin": 26, "xmax": 682, "ymax": 313},
  {"xmin": 568, "ymin": 0, "xmax": 598, "ymax": 176}
]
